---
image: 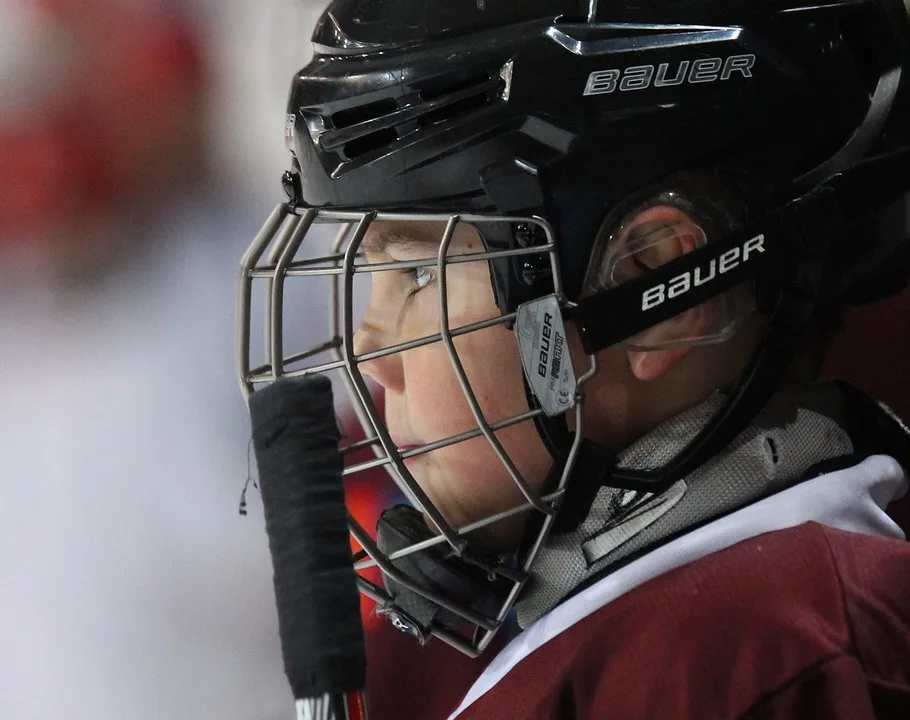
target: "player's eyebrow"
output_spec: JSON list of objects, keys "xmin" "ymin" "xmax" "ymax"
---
[{"xmin": 360, "ymin": 226, "xmax": 438, "ymax": 255}]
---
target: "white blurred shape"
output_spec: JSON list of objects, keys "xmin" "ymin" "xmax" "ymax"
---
[
  {"xmin": 201, "ymin": 0, "xmax": 330, "ymax": 205},
  {"xmin": 0, "ymin": 197, "xmax": 292, "ymax": 720}
]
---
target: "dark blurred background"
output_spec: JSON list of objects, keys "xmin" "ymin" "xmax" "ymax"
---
[{"xmin": 0, "ymin": 2, "xmax": 907, "ymax": 720}]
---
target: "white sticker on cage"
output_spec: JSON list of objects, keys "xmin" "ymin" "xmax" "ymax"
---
[{"xmin": 516, "ymin": 295, "xmax": 576, "ymax": 416}]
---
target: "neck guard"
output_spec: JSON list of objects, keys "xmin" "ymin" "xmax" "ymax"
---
[{"xmin": 516, "ymin": 382, "xmax": 853, "ymax": 628}]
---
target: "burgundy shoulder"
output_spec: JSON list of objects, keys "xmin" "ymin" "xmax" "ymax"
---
[
  {"xmin": 462, "ymin": 524, "xmax": 870, "ymax": 720},
  {"xmin": 819, "ymin": 525, "xmax": 910, "ymax": 693}
]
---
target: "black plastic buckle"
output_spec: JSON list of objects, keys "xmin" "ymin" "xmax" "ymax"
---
[
  {"xmin": 282, "ymin": 170, "xmax": 303, "ymax": 206},
  {"xmin": 376, "ymin": 603, "xmax": 430, "ymax": 645}
]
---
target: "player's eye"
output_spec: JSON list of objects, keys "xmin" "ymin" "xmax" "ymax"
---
[{"xmin": 401, "ymin": 265, "xmax": 436, "ymax": 296}]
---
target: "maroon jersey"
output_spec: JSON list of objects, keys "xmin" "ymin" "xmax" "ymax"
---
[
  {"xmin": 454, "ymin": 522, "xmax": 910, "ymax": 720},
  {"xmin": 365, "ymin": 456, "xmax": 910, "ymax": 720},
  {"xmin": 365, "ymin": 615, "xmax": 504, "ymax": 720}
]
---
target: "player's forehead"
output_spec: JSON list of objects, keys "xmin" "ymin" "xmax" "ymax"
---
[{"xmin": 360, "ymin": 219, "xmax": 482, "ymax": 255}]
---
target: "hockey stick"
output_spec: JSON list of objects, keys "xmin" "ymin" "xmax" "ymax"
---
[{"xmin": 249, "ymin": 376, "xmax": 368, "ymax": 720}]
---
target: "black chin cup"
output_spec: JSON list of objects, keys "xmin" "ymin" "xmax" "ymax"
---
[{"xmin": 375, "ymin": 505, "xmax": 516, "ymax": 644}]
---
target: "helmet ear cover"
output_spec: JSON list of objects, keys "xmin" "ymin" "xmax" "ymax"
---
[{"xmin": 579, "ymin": 167, "xmax": 778, "ymax": 348}]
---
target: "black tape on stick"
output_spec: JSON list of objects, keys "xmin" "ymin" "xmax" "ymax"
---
[{"xmin": 249, "ymin": 376, "xmax": 366, "ymax": 701}]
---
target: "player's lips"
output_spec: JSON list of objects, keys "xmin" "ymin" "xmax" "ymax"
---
[{"xmin": 391, "ymin": 441, "xmax": 425, "ymax": 469}]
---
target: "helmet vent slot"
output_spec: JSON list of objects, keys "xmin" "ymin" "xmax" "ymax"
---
[
  {"xmin": 322, "ymin": 69, "xmax": 502, "ymax": 161},
  {"xmin": 332, "ymin": 98, "xmax": 399, "ymax": 130}
]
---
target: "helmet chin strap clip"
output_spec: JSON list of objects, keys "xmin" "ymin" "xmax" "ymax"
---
[
  {"xmin": 375, "ymin": 603, "xmax": 431, "ymax": 646},
  {"xmin": 281, "ymin": 169, "xmax": 303, "ymax": 206}
]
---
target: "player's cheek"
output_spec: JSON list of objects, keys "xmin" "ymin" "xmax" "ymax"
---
[
  {"xmin": 403, "ymin": 344, "xmax": 472, "ymax": 435},
  {"xmin": 457, "ymin": 325, "xmax": 527, "ymax": 423}
]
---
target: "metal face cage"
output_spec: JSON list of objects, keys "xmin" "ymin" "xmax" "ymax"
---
[{"xmin": 237, "ymin": 203, "xmax": 595, "ymax": 656}]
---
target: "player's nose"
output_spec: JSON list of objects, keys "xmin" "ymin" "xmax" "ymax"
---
[{"xmin": 352, "ymin": 325, "xmax": 405, "ymax": 393}]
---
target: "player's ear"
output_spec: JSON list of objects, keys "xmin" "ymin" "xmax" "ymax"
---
[{"xmin": 605, "ymin": 205, "xmax": 717, "ymax": 382}]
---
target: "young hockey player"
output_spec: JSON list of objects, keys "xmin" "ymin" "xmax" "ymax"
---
[{"xmin": 239, "ymin": 1, "xmax": 910, "ymax": 717}]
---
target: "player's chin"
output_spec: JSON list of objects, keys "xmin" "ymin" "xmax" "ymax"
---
[
  {"xmin": 418, "ymin": 509, "xmax": 528, "ymax": 554},
  {"xmin": 462, "ymin": 512, "xmax": 530, "ymax": 553},
  {"xmin": 398, "ymin": 449, "xmax": 430, "ymax": 481},
  {"xmin": 405, "ymin": 457, "xmax": 533, "ymax": 551}
]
